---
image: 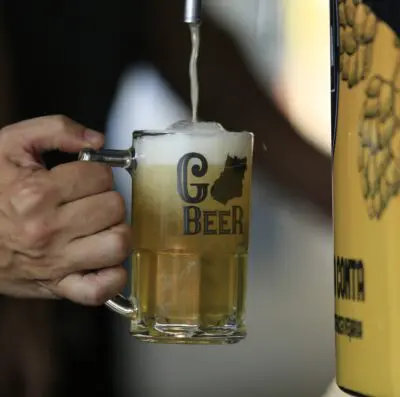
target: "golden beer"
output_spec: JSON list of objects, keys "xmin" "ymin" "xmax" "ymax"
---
[
  {"xmin": 333, "ymin": 0, "xmax": 400, "ymax": 394},
  {"xmin": 80, "ymin": 121, "xmax": 254, "ymax": 345}
]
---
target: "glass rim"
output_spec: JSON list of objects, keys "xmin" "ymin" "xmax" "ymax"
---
[{"xmin": 131, "ymin": 129, "xmax": 254, "ymax": 138}]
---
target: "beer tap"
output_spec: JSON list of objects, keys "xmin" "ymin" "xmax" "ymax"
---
[{"xmin": 184, "ymin": 0, "xmax": 202, "ymax": 24}]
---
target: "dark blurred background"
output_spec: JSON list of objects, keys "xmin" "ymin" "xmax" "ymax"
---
[{"xmin": 0, "ymin": 0, "xmax": 333, "ymax": 396}]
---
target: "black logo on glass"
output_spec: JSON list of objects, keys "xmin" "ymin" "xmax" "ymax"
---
[
  {"xmin": 177, "ymin": 152, "xmax": 247, "ymax": 236},
  {"xmin": 211, "ymin": 155, "xmax": 247, "ymax": 205}
]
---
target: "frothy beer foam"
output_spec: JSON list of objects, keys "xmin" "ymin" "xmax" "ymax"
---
[{"xmin": 134, "ymin": 121, "xmax": 251, "ymax": 165}]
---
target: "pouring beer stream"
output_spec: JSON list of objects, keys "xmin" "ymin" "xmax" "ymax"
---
[{"xmin": 184, "ymin": 0, "xmax": 202, "ymax": 122}]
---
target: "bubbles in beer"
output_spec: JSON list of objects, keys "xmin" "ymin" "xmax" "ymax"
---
[
  {"xmin": 358, "ymin": 73, "xmax": 400, "ymax": 219},
  {"xmin": 339, "ymin": 0, "xmax": 377, "ymax": 88},
  {"xmin": 131, "ymin": 122, "xmax": 252, "ymax": 342},
  {"xmin": 168, "ymin": 120, "xmax": 224, "ymax": 133},
  {"xmin": 135, "ymin": 122, "xmax": 251, "ymax": 166}
]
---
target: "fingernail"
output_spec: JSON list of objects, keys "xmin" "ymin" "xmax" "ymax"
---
[{"xmin": 84, "ymin": 129, "xmax": 103, "ymax": 145}]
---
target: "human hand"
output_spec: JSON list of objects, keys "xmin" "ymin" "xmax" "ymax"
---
[{"xmin": 0, "ymin": 115, "xmax": 131, "ymax": 305}]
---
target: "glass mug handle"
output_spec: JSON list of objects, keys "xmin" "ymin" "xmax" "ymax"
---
[{"xmin": 78, "ymin": 148, "xmax": 136, "ymax": 318}]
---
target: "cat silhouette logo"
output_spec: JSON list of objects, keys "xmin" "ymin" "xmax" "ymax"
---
[{"xmin": 211, "ymin": 155, "xmax": 247, "ymax": 205}]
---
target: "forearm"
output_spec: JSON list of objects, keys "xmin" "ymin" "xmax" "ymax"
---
[{"xmin": 144, "ymin": 0, "xmax": 331, "ymax": 217}]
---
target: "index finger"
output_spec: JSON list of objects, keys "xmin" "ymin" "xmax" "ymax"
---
[
  {"xmin": 0, "ymin": 115, "xmax": 104, "ymax": 157},
  {"xmin": 49, "ymin": 161, "xmax": 113, "ymax": 204}
]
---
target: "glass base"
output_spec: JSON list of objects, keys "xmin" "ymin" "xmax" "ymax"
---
[
  {"xmin": 130, "ymin": 323, "xmax": 246, "ymax": 345},
  {"xmin": 132, "ymin": 333, "xmax": 245, "ymax": 345}
]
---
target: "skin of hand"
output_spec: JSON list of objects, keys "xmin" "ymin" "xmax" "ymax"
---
[{"xmin": 0, "ymin": 115, "xmax": 131, "ymax": 305}]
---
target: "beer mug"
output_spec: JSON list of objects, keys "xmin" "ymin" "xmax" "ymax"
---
[
  {"xmin": 79, "ymin": 121, "xmax": 254, "ymax": 345},
  {"xmin": 332, "ymin": 0, "xmax": 400, "ymax": 395}
]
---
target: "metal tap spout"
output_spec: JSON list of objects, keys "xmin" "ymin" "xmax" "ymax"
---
[{"xmin": 184, "ymin": 0, "xmax": 202, "ymax": 24}]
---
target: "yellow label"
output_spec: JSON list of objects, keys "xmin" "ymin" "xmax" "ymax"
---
[{"xmin": 334, "ymin": 1, "xmax": 400, "ymax": 396}]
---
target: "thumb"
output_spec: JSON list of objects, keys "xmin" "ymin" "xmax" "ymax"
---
[{"xmin": 0, "ymin": 115, "xmax": 104, "ymax": 165}]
